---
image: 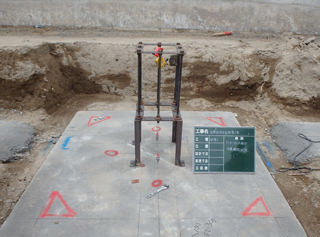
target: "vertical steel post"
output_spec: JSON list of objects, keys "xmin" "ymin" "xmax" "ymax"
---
[
  {"xmin": 173, "ymin": 55, "xmax": 180, "ymax": 104},
  {"xmin": 172, "ymin": 50, "xmax": 181, "ymax": 143},
  {"xmin": 156, "ymin": 52, "xmax": 162, "ymax": 123},
  {"xmin": 176, "ymin": 54, "xmax": 183, "ymax": 116},
  {"xmin": 175, "ymin": 119, "xmax": 184, "ymax": 166},
  {"xmin": 134, "ymin": 118, "xmax": 141, "ymax": 165},
  {"xmin": 137, "ymin": 47, "xmax": 142, "ymax": 116},
  {"xmin": 133, "ymin": 43, "xmax": 143, "ymax": 166},
  {"xmin": 172, "ymin": 121, "xmax": 177, "ymax": 143}
]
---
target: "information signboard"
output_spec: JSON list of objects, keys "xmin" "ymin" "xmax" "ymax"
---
[{"xmin": 193, "ymin": 126, "xmax": 255, "ymax": 173}]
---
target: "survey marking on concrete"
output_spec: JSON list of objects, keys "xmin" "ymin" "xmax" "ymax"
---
[
  {"xmin": 152, "ymin": 126, "xmax": 161, "ymax": 133},
  {"xmin": 104, "ymin": 150, "xmax": 119, "ymax": 157},
  {"xmin": 0, "ymin": 111, "xmax": 306, "ymax": 237},
  {"xmin": 131, "ymin": 179, "xmax": 140, "ymax": 184},
  {"xmin": 61, "ymin": 136, "xmax": 72, "ymax": 150},
  {"xmin": 151, "ymin": 179, "xmax": 163, "ymax": 187},
  {"xmin": 206, "ymin": 116, "xmax": 226, "ymax": 126},
  {"xmin": 40, "ymin": 191, "xmax": 77, "ymax": 218},
  {"xmin": 87, "ymin": 115, "xmax": 111, "ymax": 127},
  {"xmin": 242, "ymin": 196, "xmax": 271, "ymax": 217}
]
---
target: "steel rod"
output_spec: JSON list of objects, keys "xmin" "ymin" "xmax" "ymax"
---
[
  {"xmin": 137, "ymin": 52, "xmax": 142, "ymax": 116},
  {"xmin": 172, "ymin": 121, "xmax": 177, "ymax": 142},
  {"xmin": 143, "ymin": 43, "xmax": 177, "ymax": 46},
  {"xmin": 142, "ymin": 116, "xmax": 173, "ymax": 121},
  {"xmin": 176, "ymin": 54, "xmax": 183, "ymax": 116},
  {"xmin": 156, "ymin": 53, "xmax": 162, "ymax": 122},
  {"xmin": 175, "ymin": 119, "xmax": 184, "ymax": 166},
  {"xmin": 141, "ymin": 50, "xmax": 178, "ymax": 55},
  {"xmin": 134, "ymin": 118, "xmax": 141, "ymax": 165},
  {"xmin": 173, "ymin": 55, "xmax": 180, "ymax": 103},
  {"xmin": 144, "ymin": 102, "xmax": 171, "ymax": 106}
]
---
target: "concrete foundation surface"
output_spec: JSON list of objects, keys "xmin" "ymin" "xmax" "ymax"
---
[{"xmin": 0, "ymin": 111, "xmax": 306, "ymax": 236}]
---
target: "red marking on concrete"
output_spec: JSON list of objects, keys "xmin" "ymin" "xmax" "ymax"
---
[
  {"xmin": 206, "ymin": 117, "xmax": 226, "ymax": 126},
  {"xmin": 104, "ymin": 150, "xmax": 119, "ymax": 157},
  {"xmin": 152, "ymin": 179, "xmax": 163, "ymax": 187},
  {"xmin": 152, "ymin": 126, "xmax": 161, "ymax": 133},
  {"xmin": 87, "ymin": 116, "xmax": 111, "ymax": 127},
  {"xmin": 131, "ymin": 179, "xmax": 140, "ymax": 184},
  {"xmin": 40, "ymin": 191, "xmax": 77, "ymax": 218},
  {"xmin": 241, "ymin": 196, "xmax": 271, "ymax": 217},
  {"xmin": 139, "ymin": 163, "xmax": 145, "ymax": 167}
]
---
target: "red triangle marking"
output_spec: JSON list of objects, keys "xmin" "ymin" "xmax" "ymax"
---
[
  {"xmin": 241, "ymin": 196, "xmax": 271, "ymax": 216},
  {"xmin": 87, "ymin": 116, "xmax": 111, "ymax": 127},
  {"xmin": 40, "ymin": 191, "xmax": 77, "ymax": 218},
  {"xmin": 206, "ymin": 117, "xmax": 226, "ymax": 126}
]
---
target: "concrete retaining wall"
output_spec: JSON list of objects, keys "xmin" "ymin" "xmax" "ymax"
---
[{"xmin": 0, "ymin": 0, "xmax": 319, "ymax": 34}]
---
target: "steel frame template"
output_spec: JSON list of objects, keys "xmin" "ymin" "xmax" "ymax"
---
[{"xmin": 132, "ymin": 42, "xmax": 185, "ymax": 167}]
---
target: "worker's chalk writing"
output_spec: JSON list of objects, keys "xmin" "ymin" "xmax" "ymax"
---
[
  {"xmin": 192, "ymin": 218, "xmax": 216, "ymax": 237},
  {"xmin": 62, "ymin": 136, "xmax": 72, "ymax": 150},
  {"xmin": 226, "ymin": 140, "xmax": 248, "ymax": 146},
  {"xmin": 226, "ymin": 147, "xmax": 248, "ymax": 153},
  {"xmin": 192, "ymin": 223, "xmax": 201, "ymax": 236}
]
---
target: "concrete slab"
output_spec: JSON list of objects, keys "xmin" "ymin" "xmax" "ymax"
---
[
  {"xmin": 0, "ymin": 120, "xmax": 34, "ymax": 162},
  {"xmin": 0, "ymin": 111, "xmax": 306, "ymax": 236},
  {"xmin": 271, "ymin": 122, "xmax": 320, "ymax": 164}
]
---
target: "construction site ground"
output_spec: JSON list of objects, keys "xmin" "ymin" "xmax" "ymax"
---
[
  {"xmin": 0, "ymin": 28, "xmax": 319, "ymax": 236},
  {"xmin": 0, "ymin": 111, "xmax": 305, "ymax": 236}
]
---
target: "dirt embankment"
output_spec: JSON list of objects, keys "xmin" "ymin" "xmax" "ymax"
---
[
  {"xmin": 0, "ymin": 43, "xmax": 103, "ymax": 114},
  {"xmin": 0, "ymin": 36, "xmax": 319, "ymax": 114}
]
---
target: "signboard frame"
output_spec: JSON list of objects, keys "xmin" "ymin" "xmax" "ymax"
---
[{"xmin": 193, "ymin": 126, "xmax": 256, "ymax": 174}]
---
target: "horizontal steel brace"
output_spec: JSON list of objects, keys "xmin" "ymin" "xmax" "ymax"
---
[
  {"xmin": 142, "ymin": 43, "xmax": 179, "ymax": 46},
  {"xmin": 142, "ymin": 116, "xmax": 173, "ymax": 121},
  {"xmin": 144, "ymin": 102, "xmax": 172, "ymax": 106},
  {"xmin": 141, "ymin": 50, "xmax": 180, "ymax": 55}
]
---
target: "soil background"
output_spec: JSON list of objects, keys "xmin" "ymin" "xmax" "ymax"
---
[{"xmin": 0, "ymin": 27, "xmax": 319, "ymax": 236}]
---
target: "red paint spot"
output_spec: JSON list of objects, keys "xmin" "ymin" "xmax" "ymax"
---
[
  {"xmin": 206, "ymin": 117, "xmax": 226, "ymax": 126},
  {"xmin": 152, "ymin": 179, "xmax": 163, "ymax": 187},
  {"xmin": 40, "ymin": 191, "xmax": 77, "ymax": 218},
  {"xmin": 104, "ymin": 150, "xmax": 119, "ymax": 157},
  {"xmin": 241, "ymin": 196, "xmax": 271, "ymax": 217},
  {"xmin": 131, "ymin": 179, "xmax": 139, "ymax": 184},
  {"xmin": 87, "ymin": 116, "xmax": 111, "ymax": 127},
  {"xmin": 139, "ymin": 163, "xmax": 145, "ymax": 167},
  {"xmin": 152, "ymin": 126, "xmax": 161, "ymax": 133}
]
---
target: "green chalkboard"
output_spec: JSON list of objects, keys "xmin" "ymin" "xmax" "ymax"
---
[{"xmin": 193, "ymin": 127, "xmax": 255, "ymax": 173}]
